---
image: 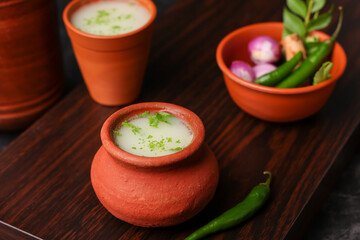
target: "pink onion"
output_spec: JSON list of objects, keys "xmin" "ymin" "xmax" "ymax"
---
[
  {"xmin": 230, "ymin": 61, "xmax": 255, "ymax": 82},
  {"xmin": 248, "ymin": 36, "xmax": 281, "ymax": 64},
  {"xmin": 253, "ymin": 63, "xmax": 277, "ymax": 78}
]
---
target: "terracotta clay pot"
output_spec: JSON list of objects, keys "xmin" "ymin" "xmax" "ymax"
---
[
  {"xmin": 91, "ymin": 102, "xmax": 219, "ymax": 227},
  {"xmin": 216, "ymin": 22, "xmax": 347, "ymax": 122},
  {"xmin": 63, "ymin": 0, "xmax": 157, "ymax": 106},
  {"xmin": 0, "ymin": 0, "xmax": 64, "ymax": 131}
]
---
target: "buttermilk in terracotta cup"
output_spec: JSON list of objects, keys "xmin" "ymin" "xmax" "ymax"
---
[
  {"xmin": 71, "ymin": 0, "xmax": 150, "ymax": 36},
  {"xmin": 63, "ymin": 0, "xmax": 156, "ymax": 106}
]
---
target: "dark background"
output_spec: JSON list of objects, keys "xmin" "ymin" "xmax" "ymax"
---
[{"xmin": 0, "ymin": 0, "xmax": 359, "ymax": 239}]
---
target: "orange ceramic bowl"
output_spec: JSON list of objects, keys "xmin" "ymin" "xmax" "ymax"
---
[{"xmin": 216, "ymin": 22, "xmax": 347, "ymax": 122}]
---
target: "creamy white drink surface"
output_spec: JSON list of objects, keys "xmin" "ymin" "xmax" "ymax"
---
[
  {"xmin": 113, "ymin": 112, "xmax": 194, "ymax": 157},
  {"xmin": 71, "ymin": 0, "xmax": 151, "ymax": 36}
]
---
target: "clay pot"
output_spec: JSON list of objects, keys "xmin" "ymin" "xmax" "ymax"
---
[
  {"xmin": 216, "ymin": 22, "xmax": 347, "ymax": 122},
  {"xmin": 0, "ymin": 0, "xmax": 64, "ymax": 131},
  {"xmin": 91, "ymin": 102, "xmax": 219, "ymax": 227},
  {"xmin": 63, "ymin": 0, "xmax": 157, "ymax": 106}
]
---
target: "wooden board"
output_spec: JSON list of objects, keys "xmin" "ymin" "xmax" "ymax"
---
[
  {"xmin": 0, "ymin": 221, "xmax": 40, "ymax": 240},
  {"xmin": 1, "ymin": 0, "xmax": 359, "ymax": 239}
]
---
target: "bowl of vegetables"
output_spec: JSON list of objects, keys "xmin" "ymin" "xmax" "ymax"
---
[{"xmin": 216, "ymin": 3, "xmax": 346, "ymax": 122}]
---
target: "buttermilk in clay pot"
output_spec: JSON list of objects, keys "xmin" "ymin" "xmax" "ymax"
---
[
  {"xmin": 63, "ymin": 0, "xmax": 156, "ymax": 106},
  {"xmin": 91, "ymin": 102, "xmax": 219, "ymax": 227}
]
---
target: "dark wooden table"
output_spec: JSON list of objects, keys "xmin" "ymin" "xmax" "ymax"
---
[{"xmin": 1, "ymin": 0, "xmax": 360, "ymax": 239}]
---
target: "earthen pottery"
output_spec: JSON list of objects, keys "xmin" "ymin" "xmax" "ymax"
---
[
  {"xmin": 0, "ymin": 0, "xmax": 64, "ymax": 131},
  {"xmin": 216, "ymin": 22, "xmax": 347, "ymax": 122},
  {"xmin": 91, "ymin": 102, "xmax": 219, "ymax": 227},
  {"xmin": 63, "ymin": 0, "xmax": 157, "ymax": 106}
]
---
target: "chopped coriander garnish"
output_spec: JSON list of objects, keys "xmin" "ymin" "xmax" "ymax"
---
[
  {"xmin": 132, "ymin": 147, "xmax": 137, "ymax": 149},
  {"xmin": 85, "ymin": 18, "xmax": 92, "ymax": 25},
  {"xmin": 167, "ymin": 137, "xmax": 172, "ymax": 142},
  {"xmin": 97, "ymin": 10, "xmax": 109, "ymax": 17},
  {"xmin": 131, "ymin": 128, "xmax": 140, "ymax": 135},
  {"xmin": 148, "ymin": 112, "xmax": 174, "ymax": 128},
  {"xmin": 122, "ymin": 120, "xmax": 141, "ymax": 135},
  {"xmin": 140, "ymin": 111, "xmax": 149, "ymax": 117},
  {"xmin": 170, "ymin": 147, "xmax": 183, "ymax": 151},
  {"xmin": 148, "ymin": 114, "xmax": 159, "ymax": 127},
  {"xmin": 157, "ymin": 112, "xmax": 173, "ymax": 121},
  {"xmin": 147, "ymin": 135, "xmax": 153, "ymax": 139},
  {"xmin": 95, "ymin": 10, "xmax": 110, "ymax": 25},
  {"xmin": 113, "ymin": 130, "xmax": 122, "ymax": 137},
  {"xmin": 176, "ymin": 140, "xmax": 181, "ymax": 143},
  {"xmin": 134, "ymin": 111, "xmax": 150, "ymax": 119},
  {"xmin": 149, "ymin": 140, "xmax": 165, "ymax": 151}
]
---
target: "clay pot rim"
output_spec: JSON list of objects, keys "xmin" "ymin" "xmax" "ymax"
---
[
  {"xmin": 101, "ymin": 102, "xmax": 205, "ymax": 168},
  {"xmin": 63, "ymin": 0, "xmax": 157, "ymax": 40},
  {"xmin": 216, "ymin": 22, "xmax": 347, "ymax": 95}
]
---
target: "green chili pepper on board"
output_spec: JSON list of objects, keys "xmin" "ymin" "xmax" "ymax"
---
[
  {"xmin": 276, "ymin": 7, "xmax": 343, "ymax": 88},
  {"xmin": 255, "ymin": 52, "xmax": 302, "ymax": 86},
  {"xmin": 185, "ymin": 171, "xmax": 272, "ymax": 240}
]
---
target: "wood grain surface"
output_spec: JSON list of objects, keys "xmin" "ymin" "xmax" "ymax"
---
[
  {"xmin": 0, "ymin": 0, "xmax": 359, "ymax": 239},
  {"xmin": 0, "ymin": 221, "xmax": 40, "ymax": 240}
]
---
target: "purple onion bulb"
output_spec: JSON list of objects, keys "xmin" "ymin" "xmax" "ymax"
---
[
  {"xmin": 248, "ymin": 36, "xmax": 281, "ymax": 64},
  {"xmin": 230, "ymin": 61, "xmax": 255, "ymax": 82},
  {"xmin": 253, "ymin": 63, "xmax": 277, "ymax": 78}
]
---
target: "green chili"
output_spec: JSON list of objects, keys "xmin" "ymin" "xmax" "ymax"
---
[
  {"xmin": 255, "ymin": 52, "xmax": 302, "ymax": 86},
  {"xmin": 276, "ymin": 41, "xmax": 331, "ymax": 88},
  {"xmin": 185, "ymin": 171, "xmax": 272, "ymax": 240},
  {"xmin": 276, "ymin": 7, "xmax": 343, "ymax": 88},
  {"xmin": 304, "ymin": 41, "xmax": 322, "ymax": 56}
]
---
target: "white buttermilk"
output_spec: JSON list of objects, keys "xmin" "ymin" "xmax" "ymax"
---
[
  {"xmin": 113, "ymin": 113, "xmax": 194, "ymax": 157},
  {"xmin": 71, "ymin": 0, "xmax": 150, "ymax": 36}
]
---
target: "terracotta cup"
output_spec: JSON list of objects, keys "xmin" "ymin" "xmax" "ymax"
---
[
  {"xmin": 0, "ymin": 0, "xmax": 64, "ymax": 131},
  {"xmin": 91, "ymin": 102, "xmax": 219, "ymax": 227},
  {"xmin": 63, "ymin": 0, "xmax": 157, "ymax": 106},
  {"xmin": 216, "ymin": 22, "xmax": 347, "ymax": 122}
]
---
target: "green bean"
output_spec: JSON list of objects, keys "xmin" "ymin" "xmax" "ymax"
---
[
  {"xmin": 185, "ymin": 171, "xmax": 272, "ymax": 240},
  {"xmin": 255, "ymin": 52, "xmax": 302, "ymax": 86}
]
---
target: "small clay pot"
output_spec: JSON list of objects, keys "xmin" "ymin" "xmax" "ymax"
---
[
  {"xmin": 91, "ymin": 102, "xmax": 219, "ymax": 227},
  {"xmin": 216, "ymin": 22, "xmax": 347, "ymax": 122},
  {"xmin": 0, "ymin": 0, "xmax": 64, "ymax": 131},
  {"xmin": 63, "ymin": 0, "xmax": 157, "ymax": 106}
]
